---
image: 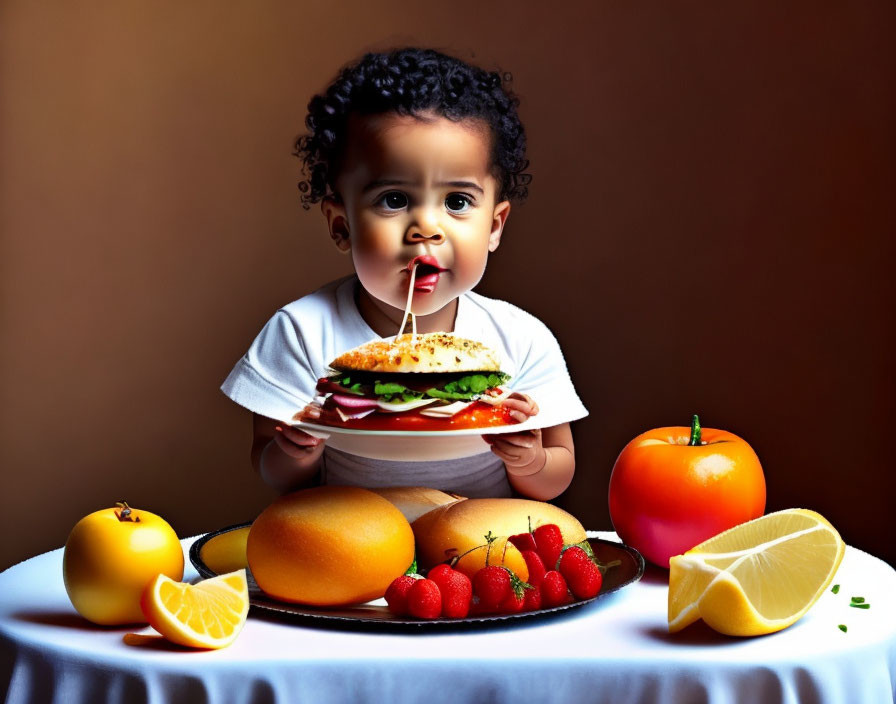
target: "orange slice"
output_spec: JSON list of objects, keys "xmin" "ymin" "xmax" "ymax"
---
[{"xmin": 141, "ymin": 570, "xmax": 249, "ymax": 649}]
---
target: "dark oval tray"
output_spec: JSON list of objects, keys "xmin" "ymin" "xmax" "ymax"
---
[{"xmin": 190, "ymin": 523, "xmax": 645, "ymax": 627}]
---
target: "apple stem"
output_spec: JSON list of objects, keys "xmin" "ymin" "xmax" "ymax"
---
[
  {"xmin": 688, "ymin": 415, "xmax": 702, "ymax": 446},
  {"xmin": 115, "ymin": 501, "xmax": 140, "ymax": 522}
]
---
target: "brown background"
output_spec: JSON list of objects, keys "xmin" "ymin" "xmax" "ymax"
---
[{"xmin": 2, "ymin": 2, "xmax": 893, "ymax": 572}]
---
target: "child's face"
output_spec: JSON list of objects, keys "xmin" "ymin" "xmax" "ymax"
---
[{"xmin": 323, "ymin": 111, "xmax": 510, "ymax": 321}]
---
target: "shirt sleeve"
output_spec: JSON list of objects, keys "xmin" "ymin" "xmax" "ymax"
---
[
  {"xmin": 220, "ymin": 310, "xmax": 320, "ymax": 422},
  {"xmin": 507, "ymin": 314, "xmax": 588, "ymax": 428}
]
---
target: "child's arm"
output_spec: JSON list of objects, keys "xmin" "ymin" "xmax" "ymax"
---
[
  {"xmin": 483, "ymin": 394, "xmax": 575, "ymax": 501},
  {"xmin": 251, "ymin": 413, "xmax": 325, "ymax": 492}
]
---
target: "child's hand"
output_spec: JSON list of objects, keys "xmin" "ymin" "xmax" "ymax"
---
[
  {"xmin": 483, "ymin": 393, "xmax": 545, "ymax": 475},
  {"xmin": 499, "ymin": 392, "xmax": 539, "ymax": 424},
  {"xmin": 273, "ymin": 424, "xmax": 324, "ymax": 458}
]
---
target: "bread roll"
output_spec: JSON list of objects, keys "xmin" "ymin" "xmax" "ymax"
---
[
  {"xmin": 411, "ymin": 498, "xmax": 587, "ymax": 571},
  {"xmin": 329, "ymin": 333, "xmax": 501, "ymax": 374},
  {"xmin": 368, "ymin": 486, "xmax": 466, "ymax": 523}
]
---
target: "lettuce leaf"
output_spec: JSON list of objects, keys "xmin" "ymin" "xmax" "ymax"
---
[{"xmin": 333, "ymin": 372, "xmax": 510, "ymax": 402}]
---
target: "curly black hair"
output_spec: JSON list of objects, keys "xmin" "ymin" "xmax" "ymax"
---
[{"xmin": 294, "ymin": 48, "xmax": 531, "ymax": 209}]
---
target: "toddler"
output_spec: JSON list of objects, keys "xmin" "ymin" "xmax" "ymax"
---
[{"xmin": 222, "ymin": 48, "xmax": 587, "ymax": 500}]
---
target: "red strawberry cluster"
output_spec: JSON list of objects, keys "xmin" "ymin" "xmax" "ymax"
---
[
  {"xmin": 385, "ymin": 565, "xmax": 473, "ymax": 619},
  {"xmin": 385, "ymin": 523, "xmax": 604, "ymax": 620}
]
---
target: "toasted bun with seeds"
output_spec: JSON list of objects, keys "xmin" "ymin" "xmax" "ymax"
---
[{"xmin": 329, "ymin": 333, "xmax": 502, "ymax": 374}]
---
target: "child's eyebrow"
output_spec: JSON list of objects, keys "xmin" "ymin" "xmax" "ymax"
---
[
  {"xmin": 439, "ymin": 180, "xmax": 484, "ymax": 194},
  {"xmin": 362, "ymin": 179, "xmax": 484, "ymax": 195}
]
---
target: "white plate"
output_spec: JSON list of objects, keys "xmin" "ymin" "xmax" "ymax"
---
[{"xmin": 290, "ymin": 416, "xmax": 555, "ymax": 461}]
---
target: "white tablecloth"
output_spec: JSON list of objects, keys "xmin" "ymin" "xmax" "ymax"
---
[{"xmin": 2, "ymin": 533, "xmax": 894, "ymax": 704}]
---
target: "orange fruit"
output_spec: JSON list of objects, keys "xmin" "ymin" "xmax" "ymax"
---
[
  {"xmin": 247, "ymin": 486, "xmax": 415, "ymax": 606},
  {"xmin": 141, "ymin": 570, "xmax": 249, "ymax": 649},
  {"xmin": 63, "ymin": 502, "xmax": 184, "ymax": 625}
]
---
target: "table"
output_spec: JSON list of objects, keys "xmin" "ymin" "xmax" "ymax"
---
[{"xmin": 2, "ymin": 533, "xmax": 895, "ymax": 704}]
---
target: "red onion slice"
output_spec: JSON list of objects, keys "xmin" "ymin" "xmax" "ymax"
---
[{"xmin": 331, "ymin": 393, "xmax": 380, "ymax": 410}]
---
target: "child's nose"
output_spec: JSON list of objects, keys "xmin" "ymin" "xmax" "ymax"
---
[
  {"xmin": 405, "ymin": 212, "xmax": 445, "ymax": 243},
  {"xmin": 405, "ymin": 228, "xmax": 445, "ymax": 243}
]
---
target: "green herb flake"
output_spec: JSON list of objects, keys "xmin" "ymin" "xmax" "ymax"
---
[
  {"xmin": 838, "ymin": 624, "xmax": 848, "ymax": 632},
  {"xmin": 849, "ymin": 602, "xmax": 871, "ymax": 609},
  {"xmin": 333, "ymin": 375, "xmax": 363, "ymax": 394},
  {"xmin": 374, "ymin": 381, "xmax": 409, "ymax": 395},
  {"xmin": 831, "ymin": 584, "xmax": 840, "ymax": 594},
  {"xmin": 850, "ymin": 596, "xmax": 865, "ymax": 604}
]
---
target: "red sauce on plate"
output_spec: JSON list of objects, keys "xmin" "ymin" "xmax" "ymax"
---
[{"xmin": 305, "ymin": 401, "xmax": 517, "ymax": 431}]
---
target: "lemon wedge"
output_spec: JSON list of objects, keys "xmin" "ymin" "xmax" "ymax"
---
[
  {"xmin": 141, "ymin": 570, "xmax": 249, "ymax": 649},
  {"xmin": 668, "ymin": 509, "xmax": 844, "ymax": 636}
]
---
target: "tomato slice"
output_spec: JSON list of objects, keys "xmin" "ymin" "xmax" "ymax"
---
[{"xmin": 307, "ymin": 401, "xmax": 517, "ymax": 431}]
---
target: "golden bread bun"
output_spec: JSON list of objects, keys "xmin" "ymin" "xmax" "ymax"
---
[
  {"xmin": 247, "ymin": 486, "xmax": 415, "ymax": 606},
  {"xmin": 368, "ymin": 486, "xmax": 466, "ymax": 523},
  {"xmin": 411, "ymin": 498, "xmax": 587, "ymax": 577},
  {"xmin": 329, "ymin": 333, "xmax": 502, "ymax": 374},
  {"xmin": 451, "ymin": 536, "xmax": 529, "ymax": 582}
]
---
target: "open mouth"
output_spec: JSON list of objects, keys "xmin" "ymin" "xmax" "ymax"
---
[
  {"xmin": 415, "ymin": 263, "xmax": 443, "ymax": 278},
  {"xmin": 408, "ymin": 255, "xmax": 446, "ymax": 290}
]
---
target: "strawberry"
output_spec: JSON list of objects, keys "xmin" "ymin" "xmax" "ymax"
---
[
  {"xmin": 472, "ymin": 565, "xmax": 511, "ymax": 612},
  {"xmin": 522, "ymin": 585, "xmax": 542, "ymax": 611},
  {"xmin": 407, "ymin": 578, "xmax": 442, "ymax": 620},
  {"xmin": 427, "ymin": 564, "xmax": 472, "ymax": 619},
  {"xmin": 520, "ymin": 550, "xmax": 546, "ymax": 587},
  {"xmin": 426, "ymin": 563, "xmax": 454, "ymax": 582},
  {"xmin": 508, "ymin": 532, "xmax": 538, "ymax": 553},
  {"xmin": 558, "ymin": 544, "xmax": 590, "ymax": 569},
  {"xmin": 571, "ymin": 561, "xmax": 603, "ymax": 600},
  {"xmin": 559, "ymin": 547, "xmax": 603, "ymax": 600},
  {"xmin": 498, "ymin": 588, "xmax": 526, "ymax": 614},
  {"xmin": 533, "ymin": 524, "xmax": 564, "ymax": 570},
  {"xmin": 541, "ymin": 570, "xmax": 571, "ymax": 608},
  {"xmin": 384, "ymin": 575, "xmax": 417, "ymax": 616}
]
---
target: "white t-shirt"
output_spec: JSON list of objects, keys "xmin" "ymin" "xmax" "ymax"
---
[{"xmin": 221, "ymin": 276, "xmax": 588, "ymax": 497}]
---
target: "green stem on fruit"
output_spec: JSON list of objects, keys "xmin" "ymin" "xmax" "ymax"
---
[
  {"xmin": 483, "ymin": 531, "xmax": 497, "ymax": 564},
  {"xmin": 449, "ymin": 531, "xmax": 500, "ymax": 569},
  {"xmin": 115, "ymin": 501, "xmax": 140, "ymax": 522},
  {"xmin": 597, "ymin": 559, "xmax": 622, "ymax": 576},
  {"xmin": 688, "ymin": 415, "xmax": 702, "ymax": 446}
]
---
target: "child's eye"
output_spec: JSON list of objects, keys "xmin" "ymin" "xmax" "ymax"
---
[
  {"xmin": 377, "ymin": 191, "xmax": 408, "ymax": 210},
  {"xmin": 445, "ymin": 193, "xmax": 472, "ymax": 213}
]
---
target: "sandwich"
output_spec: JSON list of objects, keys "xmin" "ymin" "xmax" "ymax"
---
[{"xmin": 297, "ymin": 333, "xmax": 517, "ymax": 430}]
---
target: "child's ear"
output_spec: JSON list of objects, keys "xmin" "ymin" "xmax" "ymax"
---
[
  {"xmin": 321, "ymin": 196, "xmax": 351, "ymax": 253},
  {"xmin": 487, "ymin": 200, "xmax": 511, "ymax": 252}
]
